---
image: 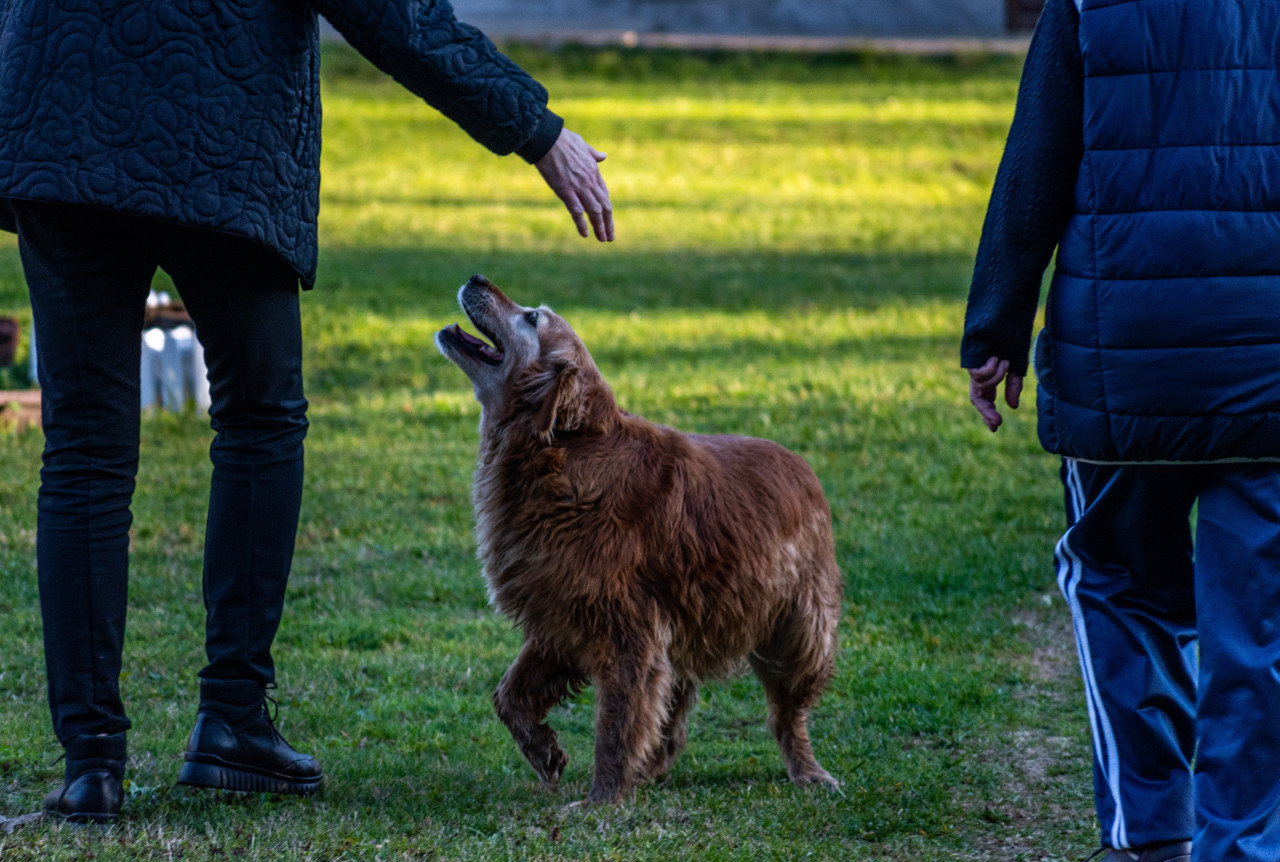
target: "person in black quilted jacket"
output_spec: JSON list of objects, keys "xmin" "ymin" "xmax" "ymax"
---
[{"xmin": 0, "ymin": 0, "xmax": 614, "ymax": 823}]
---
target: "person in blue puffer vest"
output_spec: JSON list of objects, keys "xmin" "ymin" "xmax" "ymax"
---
[
  {"xmin": 963, "ymin": 0, "xmax": 1280, "ymax": 860},
  {"xmin": 0, "ymin": 0, "xmax": 614, "ymax": 824}
]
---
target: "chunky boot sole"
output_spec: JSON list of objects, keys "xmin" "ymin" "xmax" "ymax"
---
[
  {"xmin": 177, "ymin": 759, "xmax": 322, "ymax": 796},
  {"xmin": 43, "ymin": 807, "xmax": 119, "ymax": 825}
]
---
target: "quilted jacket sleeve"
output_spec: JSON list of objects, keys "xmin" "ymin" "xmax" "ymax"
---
[{"xmin": 312, "ymin": 0, "xmax": 563, "ymax": 162}]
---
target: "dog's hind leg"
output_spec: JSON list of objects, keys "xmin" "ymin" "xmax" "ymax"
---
[
  {"xmin": 494, "ymin": 641, "xmax": 585, "ymax": 790},
  {"xmin": 643, "ymin": 677, "xmax": 699, "ymax": 782},
  {"xmin": 585, "ymin": 643, "xmax": 674, "ymax": 804},
  {"xmin": 749, "ymin": 600, "xmax": 839, "ymax": 789}
]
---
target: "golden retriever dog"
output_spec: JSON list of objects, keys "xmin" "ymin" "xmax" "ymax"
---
[{"xmin": 435, "ymin": 274, "xmax": 841, "ymax": 804}]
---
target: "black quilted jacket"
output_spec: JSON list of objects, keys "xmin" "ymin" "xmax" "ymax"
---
[{"xmin": 0, "ymin": 0, "xmax": 563, "ymax": 286}]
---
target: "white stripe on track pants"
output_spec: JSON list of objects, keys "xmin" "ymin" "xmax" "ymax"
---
[{"xmin": 1058, "ymin": 458, "xmax": 1280, "ymax": 861}]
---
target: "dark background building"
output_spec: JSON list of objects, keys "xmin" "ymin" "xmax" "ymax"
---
[{"xmin": 323, "ymin": 0, "xmax": 1047, "ymax": 44}]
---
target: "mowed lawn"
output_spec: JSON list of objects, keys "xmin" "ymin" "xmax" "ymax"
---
[{"xmin": 0, "ymin": 47, "xmax": 1097, "ymax": 860}]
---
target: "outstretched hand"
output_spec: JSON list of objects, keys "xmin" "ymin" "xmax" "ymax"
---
[
  {"xmin": 535, "ymin": 128, "xmax": 614, "ymax": 242},
  {"xmin": 968, "ymin": 356, "xmax": 1023, "ymax": 433}
]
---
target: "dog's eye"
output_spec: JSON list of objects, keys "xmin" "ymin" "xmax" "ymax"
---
[{"xmin": 524, "ymin": 311, "xmax": 540, "ymax": 327}]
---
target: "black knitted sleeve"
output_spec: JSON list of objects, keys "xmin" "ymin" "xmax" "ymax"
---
[{"xmin": 960, "ymin": 0, "xmax": 1084, "ymax": 376}]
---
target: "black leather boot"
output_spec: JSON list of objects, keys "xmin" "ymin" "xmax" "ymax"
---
[
  {"xmin": 42, "ymin": 732, "xmax": 126, "ymax": 824},
  {"xmin": 177, "ymin": 679, "xmax": 322, "ymax": 796}
]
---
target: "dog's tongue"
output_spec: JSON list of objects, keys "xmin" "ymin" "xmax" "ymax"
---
[{"xmin": 452, "ymin": 324, "xmax": 502, "ymax": 361}]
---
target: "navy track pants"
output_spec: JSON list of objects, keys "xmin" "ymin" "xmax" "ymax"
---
[{"xmin": 1058, "ymin": 458, "xmax": 1280, "ymax": 861}]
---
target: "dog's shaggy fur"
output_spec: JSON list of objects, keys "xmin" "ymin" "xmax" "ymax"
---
[{"xmin": 436, "ymin": 274, "xmax": 841, "ymax": 803}]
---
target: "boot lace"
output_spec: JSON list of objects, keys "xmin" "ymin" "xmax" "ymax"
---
[{"xmin": 263, "ymin": 682, "xmax": 281, "ymax": 724}]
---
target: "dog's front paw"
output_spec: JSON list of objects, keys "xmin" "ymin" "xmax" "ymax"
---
[
  {"xmin": 791, "ymin": 768, "xmax": 840, "ymax": 791},
  {"xmin": 534, "ymin": 746, "xmax": 569, "ymax": 790}
]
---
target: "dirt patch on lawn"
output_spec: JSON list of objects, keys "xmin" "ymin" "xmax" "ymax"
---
[{"xmin": 962, "ymin": 604, "xmax": 1098, "ymax": 860}]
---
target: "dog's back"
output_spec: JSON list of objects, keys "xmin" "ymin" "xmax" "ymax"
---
[
  {"xmin": 478, "ymin": 409, "xmax": 839, "ymax": 664},
  {"xmin": 600, "ymin": 418, "xmax": 840, "ymax": 680}
]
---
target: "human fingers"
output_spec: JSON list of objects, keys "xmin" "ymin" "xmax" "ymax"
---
[
  {"xmin": 1006, "ymin": 373, "xmax": 1023, "ymax": 409},
  {"xmin": 561, "ymin": 190, "xmax": 590, "ymax": 238},
  {"xmin": 968, "ymin": 356, "xmax": 1009, "ymax": 389},
  {"xmin": 969, "ymin": 380, "xmax": 1003, "ymax": 432},
  {"xmin": 566, "ymin": 184, "xmax": 611, "ymax": 242},
  {"xmin": 570, "ymin": 153, "xmax": 612, "ymax": 241},
  {"xmin": 968, "ymin": 358, "xmax": 1008, "ymax": 432},
  {"xmin": 585, "ymin": 193, "xmax": 614, "ymax": 242}
]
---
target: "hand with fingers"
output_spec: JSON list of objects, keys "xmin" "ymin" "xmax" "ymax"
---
[
  {"xmin": 535, "ymin": 127, "xmax": 614, "ymax": 242},
  {"xmin": 968, "ymin": 356, "xmax": 1023, "ymax": 433}
]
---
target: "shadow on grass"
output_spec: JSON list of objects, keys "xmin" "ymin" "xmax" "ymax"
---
[
  {"xmin": 311, "ymin": 246, "xmax": 973, "ymax": 314},
  {"xmin": 304, "ymin": 245, "xmax": 971, "ymax": 397}
]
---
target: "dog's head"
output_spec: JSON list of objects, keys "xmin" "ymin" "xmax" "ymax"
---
[{"xmin": 435, "ymin": 274, "xmax": 614, "ymax": 443}]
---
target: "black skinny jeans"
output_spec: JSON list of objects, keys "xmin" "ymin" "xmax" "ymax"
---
[{"xmin": 14, "ymin": 202, "xmax": 308, "ymax": 743}]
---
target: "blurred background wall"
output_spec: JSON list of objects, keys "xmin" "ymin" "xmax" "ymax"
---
[{"xmin": 321, "ymin": 0, "xmax": 1044, "ymax": 43}]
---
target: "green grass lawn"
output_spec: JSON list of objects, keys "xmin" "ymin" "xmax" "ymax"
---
[{"xmin": 0, "ymin": 47, "xmax": 1097, "ymax": 860}]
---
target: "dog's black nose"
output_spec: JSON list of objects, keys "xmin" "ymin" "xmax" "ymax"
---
[{"xmin": 468, "ymin": 273, "xmax": 490, "ymax": 287}]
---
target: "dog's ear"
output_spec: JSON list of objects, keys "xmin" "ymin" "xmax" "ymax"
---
[{"xmin": 524, "ymin": 359, "xmax": 583, "ymax": 443}]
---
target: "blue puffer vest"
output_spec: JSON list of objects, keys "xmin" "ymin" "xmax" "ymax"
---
[
  {"xmin": 1036, "ymin": 0, "xmax": 1280, "ymax": 463},
  {"xmin": 0, "ymin": 0, "xmax": 561, "ymax": 287}
]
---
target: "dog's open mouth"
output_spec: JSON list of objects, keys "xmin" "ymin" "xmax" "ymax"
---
[{"xmin": 441, "ymin": 322, "xmax": 504, "ymax": 366}]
